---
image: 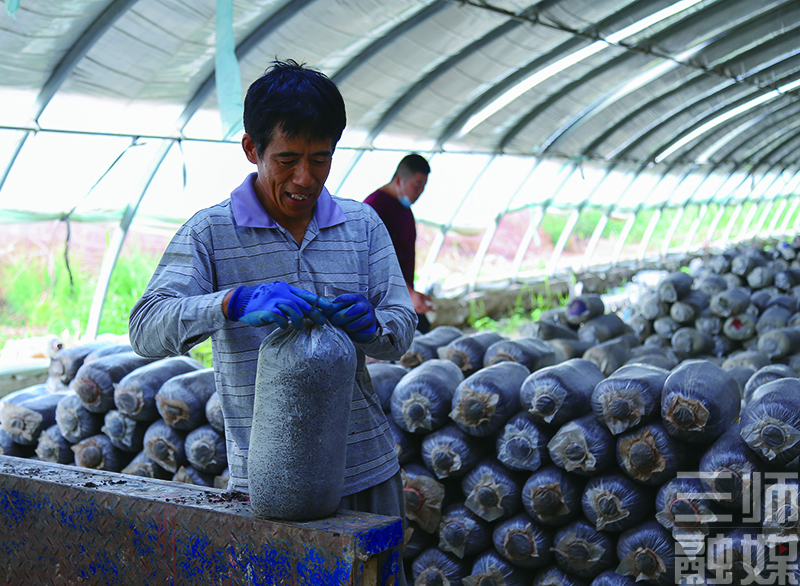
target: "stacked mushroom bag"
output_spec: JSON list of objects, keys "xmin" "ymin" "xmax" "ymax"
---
[
  {"xmin": 377, "ymin": 238, "xmax": 800, "ymax": 586},
  {"xmin": 4, "ymin": 237, "xmax": 800, "ymax": 582},
  {"xmin": 1, "ymin": 342, "xmax": 228, "ymax": 489}
]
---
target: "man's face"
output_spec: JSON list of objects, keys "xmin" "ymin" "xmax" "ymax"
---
[
  {"xmin": 243, "ymin": 128, "xmax": 334, "ymax": 227},
  {"xmin": 400, "ymin": 172, "xmax": 428, "ymax": 205}
]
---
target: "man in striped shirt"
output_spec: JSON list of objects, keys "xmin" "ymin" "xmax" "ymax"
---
[{"xmin": 128, "ymin": 60, "xmax": 416, "ymax": 562}]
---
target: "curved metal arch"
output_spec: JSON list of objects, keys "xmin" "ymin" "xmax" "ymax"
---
[
  {"xmin": 721, "ymin": 101, "xmax": 800, "ymax": 163},
  {"xmin": 742, "ymin": 118, "xmax": 800, "ymax": 167},
  {"xmin": 661, "ymin": 162, "xmax": 742, "ymax": 255},
  {"xmin": 571, "ymin": 168, "xmax": 624, "ymax": 270},
  {"xmin": 328, "ymin": 1, "xmax": 551, "ymax": 194},
  {"xmin": 705, "ymin": 163, "xmax": 742, "ymax": 242},
  {"xmin": 600, "ymin": 162, "xmax": 667, "ymax": 266},
  {"xmin": 330, "ymin": 0, "xmax": 450, "ymax": 85},
  {"xmin": 504, "ymin": 158, "xmax": 579, "ymax": 280},
  {"xmin": 501, "ymin": 0, "xmax": 756, "ymax": 156},
  {"xmin": 753, "ymin": 167, "xmax": 792, "ymax": 238},
  {"xmin": 645, "ymin": 85, "xmax": 794, "ymax": 166},
  {"xmin": 663, "ymin": 55, "xmax": 800, "ymax": 163},
  {"xmin": 698, "ymin": 161, "xmax": 758, "ymax": 245},
  {"xmin": 695, "ymin": 99, "xmax": 800, "ymax": 164},
  {"xmin": 724, "ymin": 115, "xmax": 800, "ymax": 176},
  {"xmin": 741, "ymin": 165, "xmax": 796, "ymax": 240},
  {"xmin": 766, "ymin": 197, "xmax": 789, "ymax": 235},
  {"xmin": 681, "ymin": 202, "xmax": 712, "ymax": 252},
  {"xmin": 770, "ymin": 134, "xmax": 800, "ymax": 168},
  {"xmin": 777, "ymin": 174, "xmax": 800, "ymax": 236},
  {"xmin": 417, "ymin": 155, "xmax": 499, "ymax": 293},
  {"xmin": 651, "ymin": 162, "xmax": 716, "ymax": 257},
  {"xmin": 181, "ymin": 0, "xmax": 322, "ymax": 128},
  {"xmin": 87, "ymin": 0, "xmax": 325, "ymax": 338},
  {"xmin": 464, "ymin": 154, "xmax": 544, "ymax": 291},
  {"xmin": 714, "ymin": 165, "xmax": 784, "ymax": 247},
  {"xmin": 767, "ymin": 187, "xmax": 800, "ymax": 238},
  {"xmin": 536, "ymin": 53, "xmax": 690, "ymax": 156},
  {"xmin": 676, "ymin": 96, "xmax": 799, "ymax": 164},
  {"xmin": 602, "ymin": 16, "xmax": 800, "ymax": 162},
  {"xmin": 620, "ymin": 162, "xmax": 709, "ymax": 262},
  {"xmin": 497, "ymin": 51, "xmax": 635, "ymax": 153},
  {"xmin": 434, "ymin": 36, "xmax": 585, "ymax": 149},
  {"xmin": 0, "ymin": 0, "xmax": 139, "ymax": 192},
  {"xmin": 546, "ymin": 159, "xmax": 648, "ymax": 274},
  {"xmin": 360, "ymin": 1, "xmax": 554, "ymax": 144},
  {"xmin": 576, "ymin": 161, "xmax": 640, "ymax": 268},
  {"xmin": 645, "ymin": 66, "xmax": 800, "ymax": 166},
  {"xmin": 540, "ymin": 0, "xmax": 800, "ymax": 157},
  {"xmin": 580, "ymin": 72, "xmax": 707, "ymax": 158},
  {"xmin": 604, "ymin": 77, "xmax": 737, "ymax": 161},
  {"xmin": 434, "ymin": 0, "xmax": 657, "ymax": 148},
  {"xmin": 744, "ymin": 200, "xmax": 774, "ymax": 242}
]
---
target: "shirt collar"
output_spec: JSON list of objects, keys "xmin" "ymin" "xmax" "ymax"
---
[{"xmin": 230, "ymin": 172, "xmax": 346, "ymax": 228}]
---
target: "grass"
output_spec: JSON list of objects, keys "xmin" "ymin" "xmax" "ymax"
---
[
  {"xmin": 538, "ymin": 199, "xmax": 785, "ymax": 256},
  {"xmin": 0, "ymin": 240, "xmax": 556, "ymax": 362},
  {"xmin": 2, "ymin": 197, "xmax": 791, "ymax": 360},
  {"xmin": 0, "ymin": 246, "xmax": 213, "ymax": 367},
  {"xmin": 466, "ymin": 281, "xmax": 570, "ymax": 336}
]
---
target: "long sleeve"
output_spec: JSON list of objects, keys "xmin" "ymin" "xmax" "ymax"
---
[
  {"xmin": 129, "ymin": 220, "xmax": 229, "ymax": 358},
  {"xmin": 128, "ymin": 191, "xmax": 415, "ymax": 497},
  {"xmin": 359, "ymin": 207, "xmax": 417, "ymax": 360}
]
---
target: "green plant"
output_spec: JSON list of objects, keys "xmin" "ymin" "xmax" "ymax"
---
[
  {"xmin": 466, "ymin": 283, "xmax": 570, "ymax": 336},
  {"xmin": 190, "ymin": 339, "xmax": 214, "ymax": 368},
  {"xmin": 0, "ymin": 244, "xmax": 221, "ymax": 367},
  {"xmin": 1, "ymin": 246, "xmax": 143, "ymax": 346}
]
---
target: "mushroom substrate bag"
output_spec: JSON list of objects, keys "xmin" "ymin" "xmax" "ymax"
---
[{"xmin": 249, "ymin": 321, "xmax": 356, "ymax": 521}]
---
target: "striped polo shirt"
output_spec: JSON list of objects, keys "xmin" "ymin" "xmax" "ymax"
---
[{"xmin": 129, "ymin": 173, "xmax": 417, "ymax": 496}]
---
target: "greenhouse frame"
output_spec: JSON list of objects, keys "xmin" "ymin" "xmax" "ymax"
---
[{"xmin": 2, "ymin": 0, "xmax": 800, "ymax": 335}]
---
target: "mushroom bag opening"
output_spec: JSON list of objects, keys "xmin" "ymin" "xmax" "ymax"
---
[{"xmin": 248, "ymin": 321, "xmax": 356, "ymax": 521}]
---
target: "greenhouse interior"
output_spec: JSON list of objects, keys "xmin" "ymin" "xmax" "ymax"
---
[{"xmin": 3, "ymin": 0, "xmax": 800, "ymax": 584}]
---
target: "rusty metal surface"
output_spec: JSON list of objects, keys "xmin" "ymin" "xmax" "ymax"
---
[{"xmin": 0, "ymin": 455, "xmax": 403, "ymax": 585}]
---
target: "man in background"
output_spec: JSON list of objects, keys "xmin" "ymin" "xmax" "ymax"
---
[{"xmin": 365, "ymin": 153, "xmax": 434, "ymax": 333}]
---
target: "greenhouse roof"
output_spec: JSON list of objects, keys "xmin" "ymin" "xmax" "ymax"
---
[{"xmin": 2, "ymin": 0, "xmax": 800, "ymax": 311}]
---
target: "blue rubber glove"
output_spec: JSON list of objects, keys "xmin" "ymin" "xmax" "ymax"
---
[
  {"xmin": 227, "ymin": 282, "xmax": 332, "ymax": 329},
  {"xmin": 326, "ymin": 293, "xmax": 379, "ymax": 343}
]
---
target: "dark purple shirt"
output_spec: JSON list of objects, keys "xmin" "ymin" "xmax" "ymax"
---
[{"xmin": 364, "ymin": 188, "xmax": 416, "ymax": 286}]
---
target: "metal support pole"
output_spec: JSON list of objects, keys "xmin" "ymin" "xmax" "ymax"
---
[
  {"xmin": 418, "ymin": 156, "xmax": 495, "ymax": 292},
  {"xmin": 611, "ymin": 212, "xmax": 636, "ymax": 266},
  {"xmin": 511, "ymin": 206, "xmax": 546, "ymax": 281},
  {"xmin": 581, "ymin": 211, "xmax": 610, "ymax": 271},
  {"xmin": 637, "ymin": 209, "xmax": 662, "ymax": 263},
  {"xmin": 466, "ymin": 221, "xmax": 500, "ymax": 292},
  {"xmin": 547, "ymin": 209, "xmax": 580, "ymax": 276},
  {"xmin": 735, "ymin": 202, "xmax": 761, "ymax": 245},
  {"xmin": 660, "ymin": 206, "xmax": 686, "ymax": 259},
  {"xmin": 766, "ymin": 198, "xmax": 787, "ymax": 237},
  {"xmin": 681, "ymin": 203, "xmax": 709, "ymax": 253},
  {"xmin": 465, "ymin": 157, "xmax": 543, "ymax": 291},
  {"xmin": 750, "ymin": 199, "xmax": 776, "ymax": 242},
  {"xmin": 85, "ymin": 140, "xmax": 175, "ymax": 339},
  {"xmin": 719, "ymin": 204, "xmax": 744, "ymax": 248},
  {"xmin": 704, "ymin": 203, "xmax": 727, "ymax": 245},
  {"xmin": 779, "ymin": 198, "xmax": 800, "ymax": 236}
]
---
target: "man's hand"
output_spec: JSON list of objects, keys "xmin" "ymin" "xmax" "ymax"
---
[
  {"xmin": 225, "ymin": 282, "xmax": 332, "ymax": 329},
  {"xmin": 409, "ymin": 287, "xmax": 433, "ymax": 315},
  {"xmin": 326, "ymin": 293, "xmax": 379, "ymax": 343}
]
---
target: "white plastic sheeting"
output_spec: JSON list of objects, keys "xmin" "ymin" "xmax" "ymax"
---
[{"xmin": 2, "ymin": 0, "xmax": 800, "ymax": 333}]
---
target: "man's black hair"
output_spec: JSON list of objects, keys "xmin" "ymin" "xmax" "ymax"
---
[
  {"xmin": 243, "ymin": 59, "xmax": 347, "ymax": 157},
  {"xmin": 395, "ymin": 153, "xmax": 431, "ymax": 179}
]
